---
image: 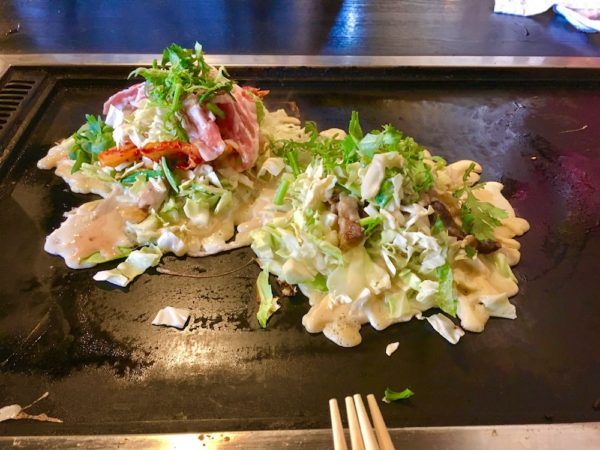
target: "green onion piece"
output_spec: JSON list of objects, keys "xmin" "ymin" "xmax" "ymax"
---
[
  {"xmin": 287, "ymin": 149, "xmax": 300, "ymax": 177},
  {"xmin": 255, "ymin": 100, "xmax": 265, "ymax": 124},
  {"xmin": 382, "ymin": 387, "xmax": 415, "ymax": 404},
  {"xmin": 359, "ymin": 216, "xmax": 383, "ymax": 236},
  {"xmin": 161, "ymin": 156, "xmax": 179, "ymax": 193},
  {"xmin": 273, "ymin": 178, "xmax": 290, "ymax": 205},
  {"xmin": 205, "ymin": 102, "xmax": 225, "ymax": 119},
  {"xmin": 120, "ymin": 169, "xmax": 163, "ymax": 185},
  {"xmin": 71, "ymin": 149, "xmax": 86, "ymax": 174},
  {"xmin": 171, "ymin": 83, "xmax": 183, "ymax": 112}
]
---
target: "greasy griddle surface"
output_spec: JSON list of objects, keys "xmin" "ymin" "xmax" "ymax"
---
[{"xmin": 0, "ymin": 71, "xmax": 599, "ymax": 435}]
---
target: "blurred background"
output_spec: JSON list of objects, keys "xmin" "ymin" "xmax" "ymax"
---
[{"xmin": 0, "ymin": 0, "xmax": 599, "ymax": 56}]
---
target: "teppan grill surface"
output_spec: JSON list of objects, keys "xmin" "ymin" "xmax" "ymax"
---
[{"xmin": 0, "ymin": 56, "xmax": 598, "ymax": 444}]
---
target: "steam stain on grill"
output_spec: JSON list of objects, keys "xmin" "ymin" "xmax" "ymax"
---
[
  {"xmin": 0, "ymin": 276, "xmax": 153, "ymax": 378},
  {"xmin": 524, "ymin": 133, "xmax": 599, "ymax": 230}
]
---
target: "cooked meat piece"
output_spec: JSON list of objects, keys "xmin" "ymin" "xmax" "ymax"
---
[
  {"xmin": 329, "ymin": 192, "xmax": 339, "ymax": 214},
  {"xmin": 464, "ymin": 234, "xmax": 501, "ymax": 255},
  {"xmin": 102, "ymin": 82, "xmax": 146, "ymax": 115},
  {"xmin": 277, "ymin": 279, "xmax": 297, "ymax": 297},
  {"xmin": 431, "ymin": 200, "xmax": 501, "ymax": 253},
  {"xmin": 430, "ymin": 200, "xmax": 465, "ymax": 239},
  {"xmin": 475, "ymin": 239, "xmax": 501, "ymax": 254},
  {"xmin": 337, "ymin": 194, "xmax": 364, "ymax": 250},
  {"xmin": 214, "ymin": 84, "xmax": 260, "ymax": 170}
]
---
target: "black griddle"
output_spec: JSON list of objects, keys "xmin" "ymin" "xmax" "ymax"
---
[{"xmin": 0, "ymin": 64, "xmax": 599, "ymax": 436}]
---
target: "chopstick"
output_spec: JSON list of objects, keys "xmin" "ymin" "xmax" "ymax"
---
[
  {"xmin": 329, "ymin": 399, "xmax": 348, "ymax": 450},
  {"xmin": 353, "ymin": 394, "xmax": 380, "ymax": 450},
  {"xmin": 345, "ymin": 396, "xmax": 364, "ymax": 450},
  {"xmin": 329, "ymin": 394, "xmax": 395, "ymax": 450},
  {"xmin": 366, "ymin": 394, "xmax": 394, "ymax": 450}
]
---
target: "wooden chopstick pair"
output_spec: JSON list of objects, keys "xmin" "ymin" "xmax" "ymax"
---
[{"xmin": 329, "ymin": 394, "xmax": 395, "ymax": 450}]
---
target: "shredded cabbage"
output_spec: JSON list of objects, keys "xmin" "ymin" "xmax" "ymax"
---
[
  {"xmin": 256, "ymin": 266, "xmax": 280, "ymax": 328},
  {"xmin": 250, "ymin": 112, "xmax": 528, "ymax": 347},
  {"xmin": 93, "ymin": 246, "xmax": 162, "ymax": 287}
]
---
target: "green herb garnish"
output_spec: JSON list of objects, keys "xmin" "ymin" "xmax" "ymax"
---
[
  {"xmin": 431, "ymin": 214, "xmax": 446, "ymax": 235},
  {"xmin": 69, "ymin": 115, "xmax": 115, "ymax": 173},
  {"xmin": 161, "ymin": 156, "xmax": 179, "ymax": 193},
  {"xmin": 464, "ymin": 244, "xmax": 477, "ymax": 258},
  {"xmin": 460, "ymin": 192, "xmax": 508, "ymax": 241},
  {"xmin": 454, "ymin": 163, "xmax": 508, "ymax": 241},
  {"xmin": 129, "ymin": 42, "xmax": 233, "ymax": 113}
]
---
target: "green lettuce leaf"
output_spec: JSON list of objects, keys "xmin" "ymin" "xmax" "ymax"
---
[
  {"xmin": 256, "ymin": 267, "xmax": 280, "ymax": 328},
  {"xmin": 435, "ymin": 262, "xmax": 457, "ymax": 317}
]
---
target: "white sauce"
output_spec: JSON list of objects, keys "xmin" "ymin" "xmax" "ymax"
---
[
  {"xmin": 38, "ymin": 138, "xmax": 117, "ymax": 197},
  {"xmin": 45, "ymin": 193, "xmax": 147, "ymax": 269},
  {"xmin": 37, "ymin": 137, "xmax": 74, "ymax": 170},
  {"xmin": 54, "ymin": 161, "xmax": 116, "ymax": 197}
]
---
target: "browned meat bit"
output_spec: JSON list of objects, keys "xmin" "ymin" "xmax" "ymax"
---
[
  {"xmin": 337, "ymin": 193, "xmax": 364, "ymax": 250},
  {"xmin": 464, "ymin": 234, "xmax": 501, "ymax": 255},
  {"xmin": 277, "ymin": 279, "xmax": 297, "ymax": 297},
  {"xmin": 475, "ymin": 239, "xmax": 501, "ymax": 254},
  {"xmin": 431, "ymin": 200, "xmax": 500, "ymax": 253},
  {"xmin": 430, "ymin": 200, "xmax": 465, "ymax": 239}
]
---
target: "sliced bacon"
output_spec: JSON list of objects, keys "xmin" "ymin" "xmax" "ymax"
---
[
  {"xmin": 140, "ymin": 141, "xmax": 202, "ymax": 168},
  {"xmin": 99, "ymin": 141, "xmax": 202, "ymax": 168},
  {"xmin": 214, "ymin": 85, "xmax": 260, "ymax": 171},
  {"xmin": 102, "ymin": 83, "xmax": 146, "ymax": 115},
  {"xmin": 98, "ymin": 143, "xmax": 140, "ymax": 167},
  {"xmin": 181, "ymin": 96, "xmax": 226, "ymax": 162},
  {"xmin": 102, "ymin": 84, "xmax": 261, "ymax": 172}
]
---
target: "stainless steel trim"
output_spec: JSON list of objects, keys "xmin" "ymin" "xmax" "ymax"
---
[
  {"xmin": 2, "ymin": 423, "xmax": 599, "ymax": 449},
  {"xmin": 2, "ymin": 54, "xmax": 600, "ymax": 79}
]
